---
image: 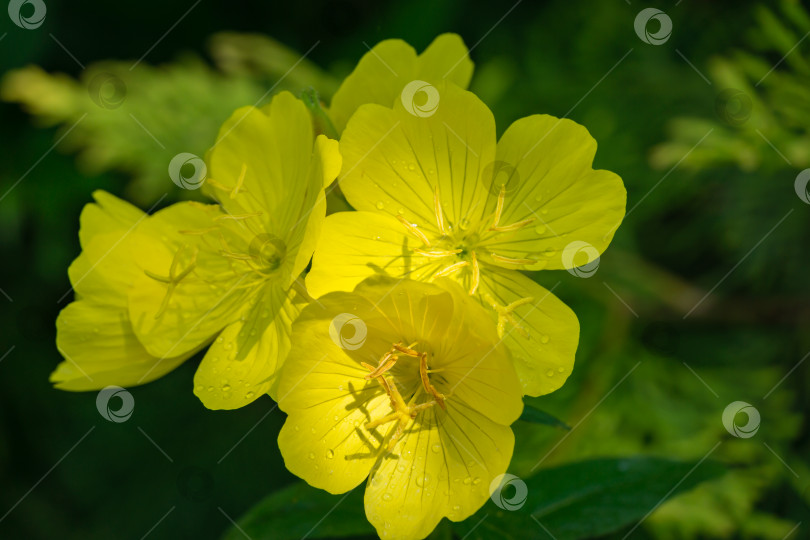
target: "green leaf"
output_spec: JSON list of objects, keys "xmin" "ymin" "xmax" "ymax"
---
[
  {"xmin": 222, "ymin": 482, "xmax": 373, "ymax": 540},
  {"xmin": 519, "ymin": 405, "xmax": 570, "ymax": 430},
  {"xmin": 454, "ymin": 456, "xmax": 726, "ymax": 540}
]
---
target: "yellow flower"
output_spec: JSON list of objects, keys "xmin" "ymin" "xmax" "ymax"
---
[
  {"xmin": 327, "ymin": 33, "xmax": 473, "ymax": 136},
  {"xmin": 53, "ymin": 91, "xmax": 341, "ymax": 408},
  {"xmin": 307, "ymin": 81, "xmax": 626, "ymax": 397},
  {"xmin": 277, "ymin": 276, "xmax": 522, "ymax": 540}
]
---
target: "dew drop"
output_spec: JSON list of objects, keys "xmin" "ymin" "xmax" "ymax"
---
[
  {"xmin": 546, "ymin": 369, "xmax": 554, "ymax": 377},
  {"xmin": 194, "ymin": 385, "xmax": 203, "ymax": 392},
  {"xmin": 534, "ymin": 225, "xmax": 546, "ymax": 235},
  {"xmin": 216, "ymin": 336, "xmax": 223, "ymax": 344},
  {"xmin": 207, "ymin": 386, "xmax": 214, "ymax": 392},
  {"xmin": 463, "ymin": 477, "xmax": 472, "ymax": 485},
  {"xmin": 245, "ymin": 391, "xmax": 254, "ymax": 399},
  {"xmin": 326, "ymin": 449, "xmax": 335, "ymax": 459},
  {"xmin": 382, "ymin": 493, "xmax": 393, "ymax": 501},
  {"xmin": 540, "ymin": 335, "xmax": 549, "ymax": 344},
  {"xmin": 431, "ymin": 444, "xmax": 441, "ymax": 453},
  {"xmin": 376, "ymin": 201, "xmax": 385, "ymax": 210},
  {"xmin": 408, "ymin": 163, "xmax": 416, "ymax": 171},
  {"xmin": 222, "ymin": 384, "xmax": 231, "ymax": 391},
  {"xmin": 294, "ymin": 425, "xmax": 301, "ymax": 432},
  {"xmin": 308, "ymin": 452, "xmax": 315, "ymax": 460},
  {"xmin": 472, "ymin": 477, "xmax": 481, "ymax": 485}
]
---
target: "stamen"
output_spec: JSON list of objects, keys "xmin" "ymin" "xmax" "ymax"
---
[
  {"xmin": 203, "ymin": 178, "xmax": 231, "ymax": 191},
  {"xmin": 215, "ymin": 212, "xmax": 263, "ymax": 221},
  {"xmin": 231, "ymin": 163, "xmax": 247, "ymax": 198},
  {"xmin": 490, "ymin": 217, "xmax": 536, "ymax": 232},
  {"xmin": 433, "ymin": 261, "xmax": 469, "ymax": 278},
  {"xmin": 219, "ymin": 250, "xmax": 253, "ymax": 261},
  {"xmin": 392, "ymin": 342, "xmax": 421, "ymax": 357},
  {"xmin": 419, "ymin": 352, "xmax": 446, "ymax": 410},
  {"xmin": 178, "ymin": 227, "xmax": 218, "ymax": 236},
  {"xmin": 491, "ymin": 253, "xmax": 536, "ymax": 266},
  {"xmin": 434, "ymin": 186, "xmax": 448, "ymax": 235},
  {"xmin": 469, "ymin": 251, "xmax": 480, "ymax": 295},
  {"xmin": 143, "ymin": 245, "xmax": 198, "ymax": 319},
  {"xmin": 483, "ymin": 293, "xmax": 534, "ymax": 339},
  {"xmin": 491, "ymin": 184, "xmax": 506, "ymax": 229},
  {"xmin": 413, "ymin": 248, "xmax": 462, "ymax": 258},
  {"xmin": 364, "ymin": 352, "xmax": 398, "ymax": 379},
  {"xmin": 396, "ymin": 215, "xmax": 431, "ymax": 247}
]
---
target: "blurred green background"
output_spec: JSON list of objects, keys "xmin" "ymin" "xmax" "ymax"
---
[{"xmin": 1, "ymin": 0, "xmax": 808, "ymax": 538}]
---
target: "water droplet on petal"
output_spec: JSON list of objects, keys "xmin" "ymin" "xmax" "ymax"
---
[
  {"xmin": 534, "ymin": 225, "xmax": 546, "ymax": 235},
  {"xmin": 308, "ymin": 452, "xmax": 315, "ymax": 460},
  {"xmin": 376, "ymin": 201, "xmax": 385, "ymax": 210},
  {"xmin": 546, "ymin": 369, "xmax": 554, "ymax": 377},
  {"xmin": 382, "ymin": 493, "xmax": 393, "ymax": 501},
  {"xmin": 431, "ymin": 444, "xmax": 441, "ymax": 453},
  {"xmin": 326, "ymin": 449, "xmax": 335, "ymax": 459},
  {"xmin": 540, "ymin": 335, "xmax": 549, "ymax": 344}
]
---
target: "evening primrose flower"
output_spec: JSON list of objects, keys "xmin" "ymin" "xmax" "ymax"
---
[
  {"xmin": 277, "ymin": 276, "xmax": 522, "ymax": 540},
  {"xmin": 53, "ymin": 91, "xmax": 341, "ymax": 407},
  {"xmin": 307, "ymin": 81, "xmax": 626, "ymax": 397}
]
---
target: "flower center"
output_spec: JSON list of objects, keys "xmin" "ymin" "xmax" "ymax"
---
[
  {"xmin": 396, "ymin": 185, "xmax": 537, "ymax": 295},
  {"xmin": 361, "ymin": 341, "xmax": 447, "ymax": 452}
]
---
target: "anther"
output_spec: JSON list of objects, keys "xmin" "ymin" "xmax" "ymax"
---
[
  {"xmin": 396, "ymin": 215, "xmax": 432, "ymax": 247},
  {"xmin": 433, "ymin": 261, "xmax": 469, "ymax": 278},
  {"xmin": 490, "ymin": 253, "xmax": 536, "ymax": 267},
  {"xmin": 231, "ymin": 163, "xmax": 247, "ymax": 198},
  {"xmin": 469, "ymin": 251, "xmax": 480, "ymax": 295},
  {"xmin": 434, "ymin": 186, "xmax": 448, "ymax": 235},
  {"xmin": 414, "ymin": 248, "xmax": 462, "ymax": 258}
]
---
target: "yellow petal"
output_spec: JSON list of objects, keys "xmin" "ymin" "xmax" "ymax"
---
[
  {"xmin": 328, "ymin": 34, "xmax": 473, "ymax": 135},
  {"xmin": 433, "ymin": 278, "xmax": 523, "ymax": 425},
  {"xmin": 316, "ymin": 134, "xmax": 342, "ymax": 188},
  {"xmin": 278, "ymin": 291, "xmax": 392, "ymax": 494},
  {"xmin": 479, "ymin": 114, "xmax": 626, "ymax": 270},
  {"xmin": 53, "ymin": 300, "xmax": 189, "ymax": 391},
  {"xmin": 339, "ymin": 81, "xmax": 496, "ymax": 235},
  {"xmin": 477, "ymin": 268, "xmax": 579, "ymax": 396},
  {"xmin": 127, "ymin": 201, "xmax": 254, "ymax": 358},
  {"xmin": 193, "ymin": 283, "xmax": 305, "ymax": 408},
  {"xmin": 364, "ymin": 401, "xmax": 514, "ymax": 540},
  {"xmin": 56, "ymin": 208, "xmax": 191, "ymax": 390},
  {"xmin": 204, "ymin": 91, "xmax": 315, "ymax": 235},
  {"xmin": 306, "ymin": 211, "xmax": 443, "ymax": 299},
  {"xmin": 78, "ymin": 190, "xmax": 145, "ymax": 248}
]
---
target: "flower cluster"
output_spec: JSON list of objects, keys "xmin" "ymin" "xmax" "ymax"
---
[{"xmin": 53, "ymin": 34, "xmax": 626, "ymax": 539}]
